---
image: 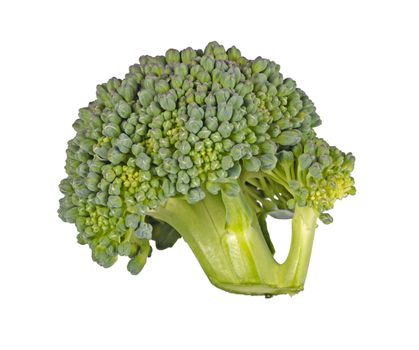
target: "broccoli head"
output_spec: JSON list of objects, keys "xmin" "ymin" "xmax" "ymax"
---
[{"xmin": 58, "ymin": 42, "xmax": 355, "ymax": 296}]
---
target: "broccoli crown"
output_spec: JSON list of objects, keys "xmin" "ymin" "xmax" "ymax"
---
[{"xmin": 58, "ymin": 42, "xmax": 322, "ymax": 272}]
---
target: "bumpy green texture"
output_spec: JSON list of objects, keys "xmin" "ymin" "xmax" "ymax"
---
[
  {"xmin": 58, "ymin": 42, "xmax": 355, "ymax": 296},
  {"xmin": 243, "ymin": 137, "xmax": 355, "ymax": 224}
]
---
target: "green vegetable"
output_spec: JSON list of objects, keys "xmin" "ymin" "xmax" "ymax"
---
[{"xmin": 58, "ymin": 42, "xmax": 355, "ymax": 297}]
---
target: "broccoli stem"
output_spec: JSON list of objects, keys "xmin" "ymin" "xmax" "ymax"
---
[
  {"xmin": 150, "ymin": 192, "xmax": 318, "ymax": 296},
  {"xmin": 277, "ymin": 205, "xmax": 318, "ymax": 291}
]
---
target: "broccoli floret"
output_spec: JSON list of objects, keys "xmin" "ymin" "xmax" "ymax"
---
[
  {"xmin": 241, "ymin": 137, "xmax": 355, "ymax": 292},
  {"xmin": 58, "ymin": 42, "xmax": 355, "ymax": 296}
]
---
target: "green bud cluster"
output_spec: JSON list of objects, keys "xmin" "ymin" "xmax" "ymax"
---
[
  {"xmin": 58, "ymin": 42, "xmax": 323, "ymax": 273},
  {"xmin": 262, "ymin": 137, "xmax": 356, "ymax": 223}
]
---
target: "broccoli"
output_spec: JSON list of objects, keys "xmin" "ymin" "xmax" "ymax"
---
[{"xmin": 58, "ymin": 42, "xmax": 355, "ymax": 296}]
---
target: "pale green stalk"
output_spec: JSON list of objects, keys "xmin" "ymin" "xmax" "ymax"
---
[{"xmin": 150, "ymin": 192, "xmax": 318, "ymax": 296}]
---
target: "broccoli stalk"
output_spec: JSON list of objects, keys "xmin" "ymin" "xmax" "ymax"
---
[
  {"xmin": 279, "ymin": 205, "xmax": 318, "ymax": 291},
  {"xmin": 150, "ymin": 188, "xmax": 318, "ymax": 295}
]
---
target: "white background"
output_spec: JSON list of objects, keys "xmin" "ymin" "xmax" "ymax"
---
[{"xmin": 1, "ymin": 0, "xmax": 418, "ymax": 349}]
